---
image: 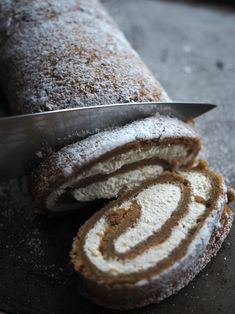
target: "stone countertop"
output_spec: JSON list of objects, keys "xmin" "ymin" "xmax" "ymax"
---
[{"xmin": 0, "ymin": 1, "xmax": 234, "ymax": 314}]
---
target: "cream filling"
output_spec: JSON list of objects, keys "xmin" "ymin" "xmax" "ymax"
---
[
  {"xmin": 114, "ymin": 183, "xmax": 181, "ymax": 253},
  {"xmin": 73, "ymin": 165, "xmax": 163, "ymax": 202},
  {"xmin": 83, "ymin": 170, "xmax": 212, "ymax": 275},
  {"xmin": 178, "ymin": 171, "xmax": 211, "ymax": 200},
  {"xmin": 47, "ymin": 144, "xmax": 189, "ymax": 210},
  {"xmin": 80, "ymin": 144, "xmax": 187, "ymax": 178}
]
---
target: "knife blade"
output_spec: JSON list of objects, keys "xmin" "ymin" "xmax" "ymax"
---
[{"xmin": 0, "ymin": 101, "xmax": 215, "ymax": 179}]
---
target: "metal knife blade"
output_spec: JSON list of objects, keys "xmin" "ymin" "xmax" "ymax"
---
[{"xmin": 0, "ymin": 101, "xmax": 215, "ymax": 179}]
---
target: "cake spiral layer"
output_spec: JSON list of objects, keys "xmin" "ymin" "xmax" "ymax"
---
[
  {"xmin": 31, "ymin": 115, "xmax": 200, "ymax": 213},
  {"xmin": 71, "ymin": 168, "xmax": 233, "ymax": 309}
]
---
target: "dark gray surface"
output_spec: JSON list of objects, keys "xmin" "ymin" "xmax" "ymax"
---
[{"xmin": 0, "ymin": 1, "xmax": 235, "ymax": 314}]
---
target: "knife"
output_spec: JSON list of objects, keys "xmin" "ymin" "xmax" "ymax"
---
[{"xmin": 0, "ymin": 101, "xmax": 215, "ymax": 179}]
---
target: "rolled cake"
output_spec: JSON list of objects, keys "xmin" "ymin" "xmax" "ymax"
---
[
  {"xmin": 71, "ymin": 166, "xmax": 233, "ymax": 309},
  {"xmin": 0, "ymin": 0, "xmax": 233, "ymax": 309},
  {"xmin": 31, "ymin": 115, "xmax": 201, "ymax": 213},
  {"xmin": 0, "ymin": 0, "xmax": 168, "ymax": 114}
]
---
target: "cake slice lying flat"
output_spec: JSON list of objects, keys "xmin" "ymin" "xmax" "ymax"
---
[
  {"xmin": 71, "ymin": 167, "xmax": 233, "ymax": 310},
  {"xmin": 31, "ymin": 115, "xmax": 200, "ymax": 213}
]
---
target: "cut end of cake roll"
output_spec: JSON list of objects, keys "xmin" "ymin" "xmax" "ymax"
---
[
  {"xmin": 31, "ymin": 115, "xmax": 201, "ymax": 213},
  {"xmin": 70, "ymin": 167, "xmax": 233, "ymax": 310}
]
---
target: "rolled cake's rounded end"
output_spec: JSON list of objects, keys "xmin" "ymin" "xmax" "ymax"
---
[
  {"xmin": 31, "ymin": 115, "xmax": 201, "ymax": 213},
  {"xmin": 70, "ymin": 168, "xmax": 233, "ymax": 309}
]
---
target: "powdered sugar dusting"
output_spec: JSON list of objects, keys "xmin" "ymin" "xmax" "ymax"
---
[{"xmin": 0, "ymin": 0, "xmax": 169, "ymax": 114}]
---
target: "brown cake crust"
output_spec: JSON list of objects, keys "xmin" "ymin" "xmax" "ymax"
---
[{"xmin": 0, "ymin": 0, "xmax": 169, "ymax": 114}]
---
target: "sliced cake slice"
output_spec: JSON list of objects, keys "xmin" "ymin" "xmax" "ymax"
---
[
  {"xmin": 71, "ymin": 166, "xmax": 233, "ymax": 310},
  {"xmin": 31, "ymin": 115, "xmax": 200, "ymax": 213}
]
